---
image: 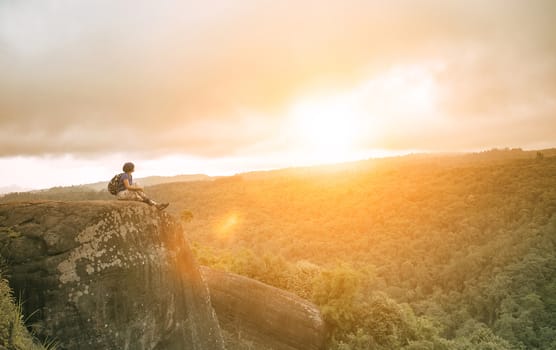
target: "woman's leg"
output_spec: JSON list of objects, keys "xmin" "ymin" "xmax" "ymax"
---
[
  {"xmin": 117, "ymin": 190, "xmax": 168, "ymax": 209},
  {"xmin": 136, "ymin": 191, "xmax": 158, "ymax": 206},
  {"xmin": 137, "ymin": 191, "xmax": 168, "ymax": 209},
  {"xmin": 117, "ymin": 190, "xmax": 149, "ymax": 203}
]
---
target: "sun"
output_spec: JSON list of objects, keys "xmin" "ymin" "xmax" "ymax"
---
[
  {"xmin": 284, "ymin": 64, "xmax": 439, "ymax": 165},
  {"xmin": 287, "ymin": 94, "xmax": 364, "ymax": 163}
]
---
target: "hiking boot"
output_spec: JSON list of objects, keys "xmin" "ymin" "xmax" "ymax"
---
[{"xmin": 155, "ymin": 203, "xmax": 169, "ymax": 210}]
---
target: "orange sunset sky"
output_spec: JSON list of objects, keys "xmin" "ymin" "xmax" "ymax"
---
[{"xmin": 1, "ymin": 1, "xmax": 555, "ymax": 190}]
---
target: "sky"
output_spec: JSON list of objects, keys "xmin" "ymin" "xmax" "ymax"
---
[{"xmin": 1, "ymin": 0, "xmax": 555, "ymax": 190}]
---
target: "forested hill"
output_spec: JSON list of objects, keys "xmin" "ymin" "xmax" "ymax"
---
[
  {"xmin": 149, "ymin": 150, "xmax": 556, "ymax": 349},
  {"xmin": 2, "ymin": 149, "xmax": 555, "ymax": 349}
]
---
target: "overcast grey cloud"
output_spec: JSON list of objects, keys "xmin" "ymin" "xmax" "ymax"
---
[{"xmin": 1, "ymin": 0, "xmax": 555, "ymax": 158}]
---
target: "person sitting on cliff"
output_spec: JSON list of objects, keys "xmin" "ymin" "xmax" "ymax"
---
[{"xmin": 116, "ymin": 162, "xmax": 169, "ymax": 210}]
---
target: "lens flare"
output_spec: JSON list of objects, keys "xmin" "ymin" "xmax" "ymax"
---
[{"xmin": 215, "ymin": 212, "xmax": 240, "ymax": 240}]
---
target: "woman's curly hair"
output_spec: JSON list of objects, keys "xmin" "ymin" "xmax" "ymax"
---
[{"xmin": 123, "ymin": 162, "xmax": 135, "ymax": 172}]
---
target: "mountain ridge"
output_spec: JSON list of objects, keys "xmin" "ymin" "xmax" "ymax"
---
[{"xmin": 3, "ymin": 148, "xmax": 554, "ymax": 197}]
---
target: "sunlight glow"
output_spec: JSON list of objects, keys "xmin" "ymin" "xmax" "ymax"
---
[
  {"xmin": 289, "ymin": 96, "xmax": 363, "ymax": 161},
  {"xmin": 284, "ymin": 63, "xmax": 439, "ymax": 165}
]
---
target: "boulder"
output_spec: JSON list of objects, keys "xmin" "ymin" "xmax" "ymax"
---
[
  {"xmin": 201, "ymin": 267, "xmax": 327, "ymax": 350},
  {"xmin": 0, "ymin": 201, "xmax": 225, "ymax": 350}
]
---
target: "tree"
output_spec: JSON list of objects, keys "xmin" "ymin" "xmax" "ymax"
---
[{"xmin": 180, "ymin": 210, "xmax": 193, "ymax": 223}]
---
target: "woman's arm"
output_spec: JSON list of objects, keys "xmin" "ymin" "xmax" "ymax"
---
[{"xmin": 123, "ymin": 178, "xmax": 144, "ymax": 191}]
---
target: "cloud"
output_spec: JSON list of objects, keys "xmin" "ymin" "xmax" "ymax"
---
[{"xmin": 0, "ymin": 0, "xmax": 555, "ymax": 158}]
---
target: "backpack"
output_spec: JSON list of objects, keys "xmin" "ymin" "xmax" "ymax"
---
[{"xmin": 107, "ymin": 173, "xmax": 123, "ymax": 195}]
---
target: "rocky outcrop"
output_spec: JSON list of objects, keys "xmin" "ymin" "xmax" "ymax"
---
[
  {"xmin": 201, "ymin": 267, "xmax": 327, "ymax": 350},
  {"xmin": 0, "ymin": 201, "xmax": 225, "ymax": 350}
]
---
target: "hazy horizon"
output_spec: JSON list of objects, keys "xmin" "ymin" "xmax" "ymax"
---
[
  {"xmin": 1, "ymin": 1, "xmax": 555, "ymax": 189},
  {"xmin": 1, "ymin": 147, "xmax": 553, "ymax": 192},
  {"xmin": 0, "ymin": 148, "xmax": 424, "ymax": 191}
]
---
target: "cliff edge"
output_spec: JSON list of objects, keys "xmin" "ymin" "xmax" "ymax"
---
[{"xmin": 0, "ymin": 201, "xmax": 225, "ymax": 350}]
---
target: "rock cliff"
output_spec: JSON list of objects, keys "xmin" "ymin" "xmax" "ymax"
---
[
  {"xmin": 0, "ymin": 201, "xmax": 225, "ymax": 350},
  {"xmin": 201, "ymin": 267, "xmax": 326, "ymax": 350}
]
